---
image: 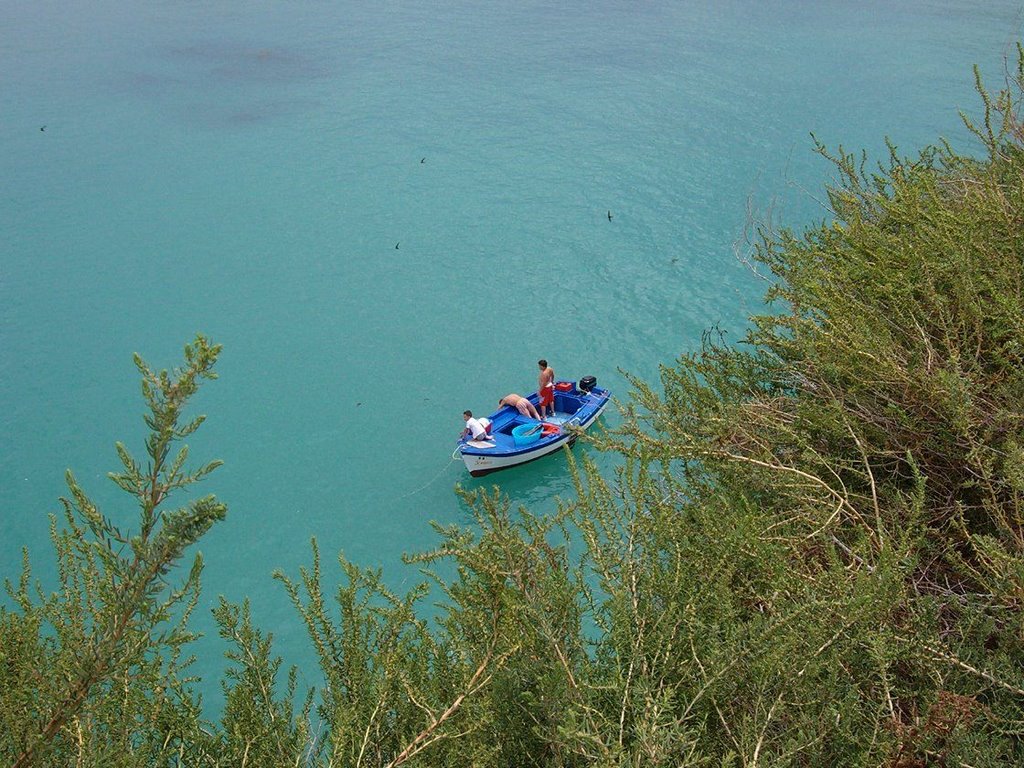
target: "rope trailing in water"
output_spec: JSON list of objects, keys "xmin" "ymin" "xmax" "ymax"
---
[{"xmin": 395, "ymin": 454, "xmax": 459, "ymax": 501}]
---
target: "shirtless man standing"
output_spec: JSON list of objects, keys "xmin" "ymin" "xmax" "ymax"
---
[
  {"xmin": 498, "ymin": 393, "xmax": 541, "ymax": 420},
  {"xmin": 537, "ymin": 359, "xmax": 555, "ymax": 419}
]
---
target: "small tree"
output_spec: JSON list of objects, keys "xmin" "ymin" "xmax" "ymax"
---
[{"xmin": 0, "ymin": 335, "xmax": 225, "ymax": 767}]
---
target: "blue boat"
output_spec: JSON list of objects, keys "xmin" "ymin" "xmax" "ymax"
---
[{"xmin": 457, "ymin": 378, "xmax": 610, "ymax": 477}]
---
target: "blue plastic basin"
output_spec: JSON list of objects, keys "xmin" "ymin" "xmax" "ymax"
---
[{"xmin": 511, "ymin": 423, "xmax": 542, "ymax": 447}]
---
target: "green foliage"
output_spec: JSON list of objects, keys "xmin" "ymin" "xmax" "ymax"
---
[
  {"xmin": 0, "ymin": 335, "xmax": 225, "ymax": 767},
  {"xmin": 213, "ymin": 597, "xmax": 313, "ymax": 765},
  {"xmin": 587, "ymin": 50, "xmax": 1024, "ymax": 764}
]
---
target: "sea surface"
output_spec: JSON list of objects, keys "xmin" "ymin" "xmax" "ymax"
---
[{"xmin": 3, "ymin": 0, "xmax": 1022, "ymax": 710}]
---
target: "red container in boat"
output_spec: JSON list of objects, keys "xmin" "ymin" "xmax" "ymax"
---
[{"xmin": 555, "ymin": 381, "xmax": 574, "ymax": 392}]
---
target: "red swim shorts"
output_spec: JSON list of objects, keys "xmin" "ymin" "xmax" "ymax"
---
[{"xmin": 539, "ymin": 385, "xmax": 554, "ymax": 407}]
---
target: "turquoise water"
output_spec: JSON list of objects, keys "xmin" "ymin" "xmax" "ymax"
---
[{"xmin": 3, "ymin": 0, "xmax": 1022, "ymax": 705}]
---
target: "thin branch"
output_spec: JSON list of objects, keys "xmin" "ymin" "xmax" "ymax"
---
[
  {"xmin": 384, "ymin": 645, "xmax": 504, "ymax": 768},
  {"xmin": 924, "ymin": 644, "xmax": 1024, "ymax": 697}
]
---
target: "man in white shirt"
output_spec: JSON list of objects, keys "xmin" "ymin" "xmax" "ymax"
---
[{"xmin": 461, "ymin": 410, "xmax": 489, "ymax": 441}]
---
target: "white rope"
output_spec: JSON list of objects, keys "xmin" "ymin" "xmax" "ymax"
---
[{"xmin": 394, "ymin": 454, "xmax": 460, "ymax": 501}]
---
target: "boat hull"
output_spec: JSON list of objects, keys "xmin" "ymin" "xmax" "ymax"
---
[{"xmin": 464, "ymin": 434, "xmax": 580, "ymax": 476}]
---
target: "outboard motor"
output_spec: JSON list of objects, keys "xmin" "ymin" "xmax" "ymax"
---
[{"xmin": 578, "ymin": 375, "xmax": 597, "ymax": 393}]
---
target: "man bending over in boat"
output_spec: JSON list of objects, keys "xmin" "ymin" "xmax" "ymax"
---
[
  {"xmin": 498, "ymin": 393, "xmax": 541, "ymax": 420},
  {"xmin": 461, "ymin": 410, "xmax": 490, "ymax": 441}
]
